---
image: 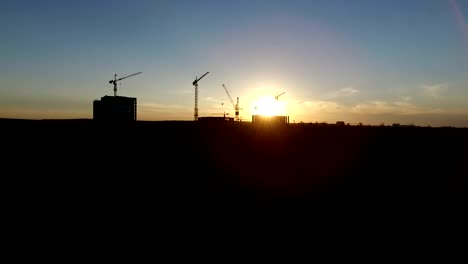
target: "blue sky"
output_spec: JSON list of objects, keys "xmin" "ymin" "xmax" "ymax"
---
[{"xmin": 1, "ymin": 0, "xmax": 467, "ymax": 126}]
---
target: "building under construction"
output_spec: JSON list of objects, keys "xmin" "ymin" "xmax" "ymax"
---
[
  {"xmin": 93, "ymin": 95, "xmax": 137, "ymax": 121},
  {"xmin": 252, "ymin": 115, "xmax": 289, "ymax": 126}
]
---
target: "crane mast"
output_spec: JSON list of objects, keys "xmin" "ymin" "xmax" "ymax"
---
[
  {"xmin": 192, "ymin": 72, "xmax": 209, "ymax": 121},
  {"xmin": 109, "ymin": 72, "xmax": 142, "ymax": 96}
]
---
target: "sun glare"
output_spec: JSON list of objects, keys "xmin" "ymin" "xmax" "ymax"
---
[{"xmin": 253, "ymin": 96, "xmax": 286, "ymax": 116}]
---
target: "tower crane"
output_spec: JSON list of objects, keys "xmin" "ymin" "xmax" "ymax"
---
[
  {"xmin": 222, "ymin": 84, "xmax": 242, "ymax": 121},
  {"xmin": 192, "ymin": 72, "xmax": 209, "ymax": 121},
  {"xmin": 109, "ymin": 72, "xmax": 142, "ymax": 96},
  {"xmin": 275, "ymin": 92, "xmax": 285, "ymax": 100}
]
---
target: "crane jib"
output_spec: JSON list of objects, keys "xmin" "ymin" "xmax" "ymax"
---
[
  {"xmin": 115, "ymin": 72, "xmax": 142, "ymax": 82},
  {"xmin": 193, "ymin": 72, "xmax": 209, "ymax": 85},
  {"xmin": 108, "ymin": 71, "xmax": 142, "ymax": 96},
  {"xmin": 222, "ymin": 84, "xmax": 236, "ymax": 109}
]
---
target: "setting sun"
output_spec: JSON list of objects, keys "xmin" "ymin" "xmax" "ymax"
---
[{"xmin": 253, "ymin": 96, "xmax": 286, "ymax": 116}]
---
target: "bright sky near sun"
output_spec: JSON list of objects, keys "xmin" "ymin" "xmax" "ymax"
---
[{"xmin": 1, "ymin": 0, "xmax": 468, "ymax": 126}]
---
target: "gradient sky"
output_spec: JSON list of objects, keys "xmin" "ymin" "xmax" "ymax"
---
[{"xmin": 1, "ymin": 0, "xmax": 467, "ymax": 126}]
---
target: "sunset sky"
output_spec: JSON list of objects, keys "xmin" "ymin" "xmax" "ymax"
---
[{"xmin": 1, "ymin": 0, "xmax": 468, "ymax": 126}]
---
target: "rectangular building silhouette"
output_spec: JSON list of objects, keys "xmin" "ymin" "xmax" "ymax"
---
[
  {"xmin": 252, "ymin": 115, "xmax": 289, "ymax": 126},
  {"xmin": 93, "ymin": 95, "xmax": 137, "ymax": 121}
]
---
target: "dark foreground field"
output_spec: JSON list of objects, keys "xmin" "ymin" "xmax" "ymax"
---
[{"xmin": 2, "ymin": 119, "xmax": 467, "ymax": 245}]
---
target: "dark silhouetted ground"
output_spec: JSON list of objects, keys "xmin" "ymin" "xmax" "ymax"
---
[{"xmin": 2, "ymin": 118, "xmax": 466, "ymax": 246}]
